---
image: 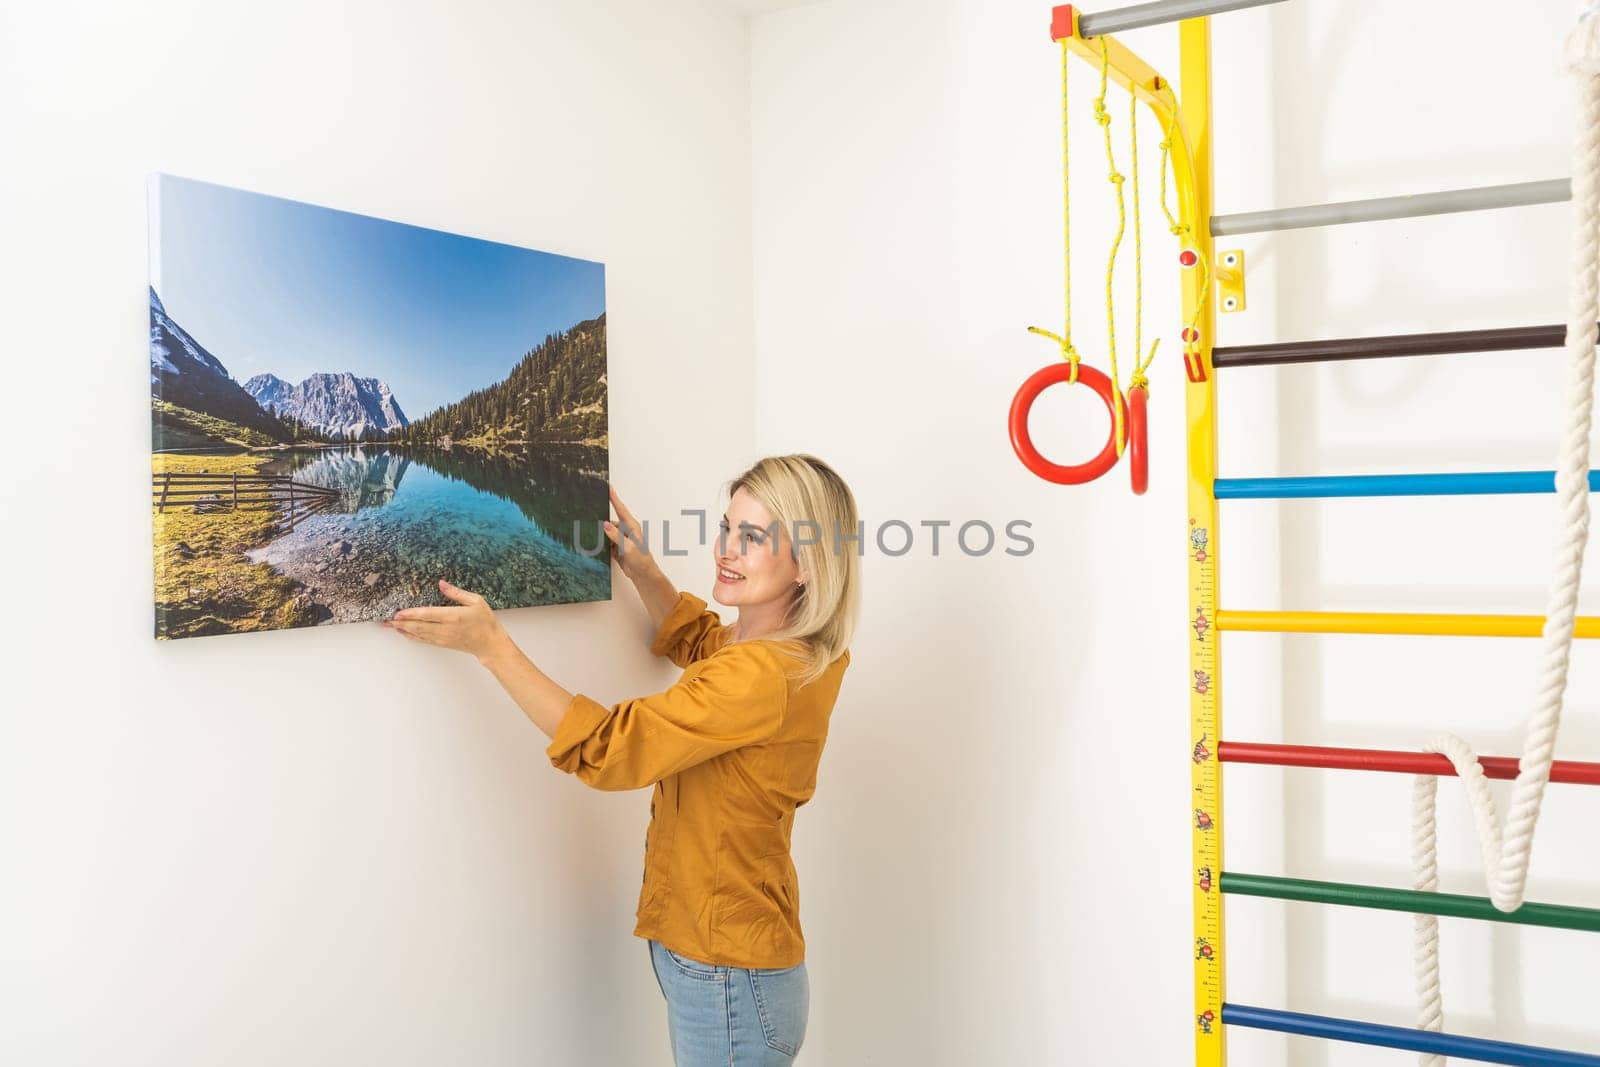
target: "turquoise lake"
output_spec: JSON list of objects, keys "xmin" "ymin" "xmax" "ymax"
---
[{"xmin": 246, "ymin": 443, "xmax": 610, "ymax": 624}]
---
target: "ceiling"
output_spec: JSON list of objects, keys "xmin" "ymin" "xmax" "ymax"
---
[{"xmin": 707, "ymin": 0, "xmax": 825, "ymax": 16}]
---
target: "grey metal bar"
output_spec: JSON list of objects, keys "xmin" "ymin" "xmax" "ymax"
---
[
  {"xmin": 1077, "ymin": 0, "xmax": 1288, "ymax": 37},
  {"xmin": 1211, "ymin": 178, "xmax": 1572, "ymax": 236}
]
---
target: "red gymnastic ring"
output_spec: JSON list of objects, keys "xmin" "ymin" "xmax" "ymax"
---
[
  {"xmin": 1127, "ymin": 384, "xmax": 1149, "ymax": 496},
  {"xmin": 1008, "ymin": 361, "xmax": 1127, "ymax": 485}
]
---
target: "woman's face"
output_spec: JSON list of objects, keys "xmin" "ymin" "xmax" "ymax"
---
[{"xmin": 713, "ymin": 487, "xmax": 801, "ymax": 610}]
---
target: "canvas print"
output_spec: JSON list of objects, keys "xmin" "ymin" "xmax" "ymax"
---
[{"xmin": 149, "ymin": 173, "xmax": 609, "ymax": 640}]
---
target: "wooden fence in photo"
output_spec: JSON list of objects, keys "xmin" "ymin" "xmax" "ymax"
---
[{"xmin": 152, "ymin": 471, "xmax": 342, "ymax": 532}]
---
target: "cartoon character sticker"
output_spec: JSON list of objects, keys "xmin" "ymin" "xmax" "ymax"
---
[
  {"xmin": 1197, "ymin": 1010, "xmax": 1215, "ymax": 1034},
  {"xmin": 1193, "ymin": 669, "xmax": 1210, "ymax": 695},
  {"xmin": 1191, "ymin": 526, "xmax": 1209, "ymax": 563},
  {"xmin": 1197, "ymin": 866, "xmax": 1212, "ymax": 893},
  {"xmin": 1193, "ymin": 607, "xmax": 1209, "ymax": 642},
  {"xmin": 1195, "ymin": 809, "xmax": 1214, "ymax": 831},
  {"xmin": 1192, "ymin": 733, "xmax": 1210, "ymax": 764},
  {"xmin": 1195, "ymin": 937, "xmax": 1214, "ymax": 961}
]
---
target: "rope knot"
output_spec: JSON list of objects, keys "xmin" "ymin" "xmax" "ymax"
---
[{"xmin": 1109, "ymin": 172, "xmax": 1124, "ymax": 185}]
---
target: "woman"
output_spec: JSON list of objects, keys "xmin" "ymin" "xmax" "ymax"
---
[{"xmin": 383, "ymin": 454, "xmax": 860, "ymax": 1066}]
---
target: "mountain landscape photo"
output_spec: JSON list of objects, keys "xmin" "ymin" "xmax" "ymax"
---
[{"xmin": 149, "ymin": 173, "xmax": 609, "ymax": 640}]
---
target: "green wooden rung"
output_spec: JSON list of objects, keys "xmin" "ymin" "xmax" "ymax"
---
[{"xmin": 1220, "ymin": 872, "xmax": 1600, "ymax": 933}]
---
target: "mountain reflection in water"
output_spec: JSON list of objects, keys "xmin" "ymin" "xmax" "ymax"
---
[{"xmin": 246, "ymin": 443, "xmax": 610, "ymax": 624}]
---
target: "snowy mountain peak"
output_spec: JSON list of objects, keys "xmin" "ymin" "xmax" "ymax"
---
[
  {"xmin": 244, "ymin": 371, "xmax": 409, "ymax": 439},
  {"xmin": 244, "ymin": 373, "xmax": 294, "ymax": 413},
  {"xmin": 149, "ymin": 288, "xmax": 291, "ymax": 445},
  {"xmin": 149, "ymin": 287, "xmax": 232, "ymax": 381}
]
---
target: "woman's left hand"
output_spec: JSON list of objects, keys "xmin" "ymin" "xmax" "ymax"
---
[{"xmin": 384, "ymin": 579, "xmax": 510, "ymax": 663}]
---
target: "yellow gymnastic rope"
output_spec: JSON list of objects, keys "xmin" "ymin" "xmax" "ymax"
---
[
  {"xmin": 1129, "ymin": 85, "xmax": 1159, "ymax": 395},
  {"xmin": 1027, "ymin": 33, "xmax": 1165, "ymax": 454},
  {"xmin": 1092, "ymin": 35, "xmax": 1129, "ymax": 454},
  {"xmin": 1028, "ymin": 38, "xmax": 1080, "ymax": 384}
]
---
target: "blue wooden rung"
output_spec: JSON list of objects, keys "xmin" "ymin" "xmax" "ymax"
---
[
  {"xmin": 1214, "ymin": 470, "xmax": 1600, "ymax": 499},
  {"xmin": 1223, "ymin": 1003, "xmax": 1600, "ymax": 1066}
]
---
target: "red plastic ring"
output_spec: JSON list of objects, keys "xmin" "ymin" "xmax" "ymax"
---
[
  {"xmin": 1127, "ymin": 384, "xmax": 1149, "ymax": 495},
  {"xmin": 1009, "ymin": 362, "xmax": 1126, "ymax": 485}
]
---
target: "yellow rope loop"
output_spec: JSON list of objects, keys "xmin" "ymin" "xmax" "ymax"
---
[
  {"xmin": 1186, "ymin": 248, "xmax": 1212, "ymax": 356},
  {"xmin": 1058, "ymin": 38, "xmax": 1072, "ymax": 355},
  {"xmin": 1131, "ymin": 339, "xmax": 1160, "ymax": 395},
  {"xmin": 1130, "ymin": 89, "xmax": 1145, "ymax": 395},
  {"xmin": 1153, "ymin": 106, "xmax": 1210, "ymax": 357},
  {"xmin": 1094, "ymin": 34, "xmax": 1112, "ymax": 110},
  {"xmin": 1157, "ymin": 110, "xmax": 1184, "ymax": 237},
  {"xmin": 1026, "ymin": 39, "xmax": 1089, "ymax": 390},
  {"xmin": 1095, "ymin": 36, "xmax": 1127, "ymax": 455},
  {"xmin": 1027, "ymin": 36, "xmax": 1175, "ymax": 445},
  {"xmin": 1025, "ymin": 39, "xmax": 1083, "ymax": 388},
  {"xmin": 1026, "ymin": 326, "xmax": 1082, "ymax": 384}
]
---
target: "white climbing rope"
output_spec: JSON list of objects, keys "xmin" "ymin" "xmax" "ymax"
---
[{"xmin": 1410, "ymin": 9, "xmax": 1600, "ymax": 1063}]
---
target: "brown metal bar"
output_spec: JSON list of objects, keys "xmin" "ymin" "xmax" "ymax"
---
[{"xmin": 1213, "ymin": 323, "xmax": 1571, "ymax": 369}]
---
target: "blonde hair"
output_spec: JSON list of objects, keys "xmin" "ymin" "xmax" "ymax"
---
[{"xmin": 722, "ymin": 454, "xmax": 861, "ymax": 688}]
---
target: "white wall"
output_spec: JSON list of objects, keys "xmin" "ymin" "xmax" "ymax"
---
[
  {"xmin": 7, "ymin": 1, "xmax": 1599, "ymax": 1065},
  {"xmin": 0, "ymin": 2, "xmax": 757, "ymax": 1064},
  {"xmin": 751, "ymin": 0, "xmax": 1600, "ymax": 1064}
]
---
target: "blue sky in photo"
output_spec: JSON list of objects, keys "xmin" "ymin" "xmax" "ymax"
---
[{"xmin": 149, "ymin": 173, "xmax": 606, "ymax": 418}]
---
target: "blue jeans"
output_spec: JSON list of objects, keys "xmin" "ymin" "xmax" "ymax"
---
[{"xmin": 647, "ymin": 939, "xmax": 810, "ymax": 1065}]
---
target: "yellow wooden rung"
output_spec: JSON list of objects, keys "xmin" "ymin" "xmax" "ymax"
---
[{"xmin": 1216, "ymin": 610, "xmax": 1600, "ymax": 639}]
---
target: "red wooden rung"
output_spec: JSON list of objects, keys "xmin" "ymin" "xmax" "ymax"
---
[{"xmin": 1218, "ymin": 741, "xmax": 1600, "ymax": 787}]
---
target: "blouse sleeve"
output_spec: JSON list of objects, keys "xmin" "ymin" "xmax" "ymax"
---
[
  {"xmin": 545, "ymin": 643, "xmax": 790, "ymax": 791},
  {"xmin": 650, "ymin": 590, "xmax": 732, "ymax": 667}
]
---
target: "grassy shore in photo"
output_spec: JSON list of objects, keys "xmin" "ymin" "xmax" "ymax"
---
[{"xmin": 152, "ymin": 450, "xmax": 323, "ymax": 639}]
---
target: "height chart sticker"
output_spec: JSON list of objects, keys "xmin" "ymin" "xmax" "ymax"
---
[{"xmin": 1189, "ymin": 517, "xmax": 1224, "ymax": 1057}]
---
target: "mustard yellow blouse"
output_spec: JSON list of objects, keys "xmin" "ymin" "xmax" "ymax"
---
[{"xmin": 546, "ymin": 590, "xmax": 850, "ymax": 969}]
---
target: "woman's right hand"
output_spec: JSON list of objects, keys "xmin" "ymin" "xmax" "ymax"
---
[{"xmin": 605, "ymin": 484, "xmax": 660, "ymax": 583}]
